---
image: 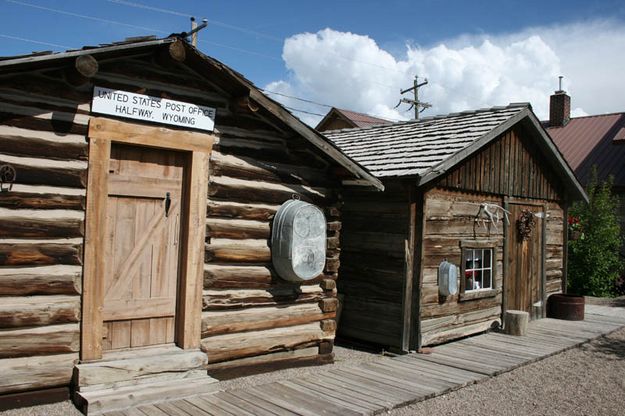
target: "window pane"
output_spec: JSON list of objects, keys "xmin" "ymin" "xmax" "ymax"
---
[
  {"xmin": 483, "ymin": 249, "xmax": 491, "ymax": 268},
  {"xmin": 465, "ymin": 269, "xmax": 475, "ymax": 291},
  {"xmin": 464, "ymin": 249, "xmax": 473, "ymax": 270},
  {"xmin": 482, "ymin": 269, "xmax": 491, "ymax": 289},
  {"xmin": 473, "ymin": 249, "xmax": 482, "ymax": 269}
]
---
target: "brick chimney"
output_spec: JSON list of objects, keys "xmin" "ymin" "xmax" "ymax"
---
[{"xmin": 549, "ymin": 89, "xmax": 570, "ymax": 127}]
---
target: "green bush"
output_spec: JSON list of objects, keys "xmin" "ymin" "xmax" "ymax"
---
[{"xmin": 567, "ymin": 169, "xmax": 623, "ymax": 297}]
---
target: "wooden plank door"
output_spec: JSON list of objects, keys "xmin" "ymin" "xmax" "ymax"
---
[
  {"xmin": 505, "ymin": 203, "xmax": 544, "ymax": 319},
  {"xmin": 102, "ymin": 144, "xmax": 186, "ymax": 350}
]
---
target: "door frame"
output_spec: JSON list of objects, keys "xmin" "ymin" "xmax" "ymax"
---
[
  {"xmin": 502, "ymin": 198, "xmax": 547, "ymax": 320},
  {"xmin": 81, "ymin": 117, "xmax": 214, "ymax": 361}
]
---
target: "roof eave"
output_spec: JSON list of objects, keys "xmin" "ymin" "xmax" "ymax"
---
[
  {"xmin": 524, "ymin": 112, "xmax": 588, "ymax": 203},
  {"xmin": 248, "ymin": 89, "xmax": 384, "ymax": 191},
  {"xmin": 0, "ymin": 38, "xmax": 174, "ymax": 73}
]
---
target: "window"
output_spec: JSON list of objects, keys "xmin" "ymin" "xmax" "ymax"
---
[{"xmin": 463, "ymin": 248, "xmax": 493, "ymax": 292}]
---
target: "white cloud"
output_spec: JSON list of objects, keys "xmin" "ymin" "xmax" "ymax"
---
[{"xmin": 266, "ymin": 21, "xmax": 625, "ymax": 126}]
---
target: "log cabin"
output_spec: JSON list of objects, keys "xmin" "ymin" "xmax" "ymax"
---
[
  {"xmin": 0, "ymin": 35, "xmax": 382, "ymax": 412},
  {"xmin": 324, "ymin": 104, "xmax": 587, "ymax": 352}
]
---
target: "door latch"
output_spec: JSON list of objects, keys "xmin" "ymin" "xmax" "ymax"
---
[{"xmin": 165, "ymin": 192, "xmax": 171, "ymax": 217}]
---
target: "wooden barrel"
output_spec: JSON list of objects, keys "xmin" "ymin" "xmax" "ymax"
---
[{"xmin": 546, "ymin": 293, "xmax": 585, "ymax": 320}]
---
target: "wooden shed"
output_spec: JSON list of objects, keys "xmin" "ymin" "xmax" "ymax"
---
[
  {"xmin": 324, "ymin": 104, "xmax": 587, "ymax": 352},
  {"xmin": 0, "ymin": 35, "xmax": 381, "ymax": 411}
]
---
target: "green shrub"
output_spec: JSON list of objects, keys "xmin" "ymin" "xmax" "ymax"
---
[{"xmin": 567, "ymin": 169, "xmax": 623, "ymax": 297}]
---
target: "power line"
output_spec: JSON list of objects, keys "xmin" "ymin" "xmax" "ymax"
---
[
  {"xmin": 4, "ymin": 0, "xmax": 280, "ymax": 60},
  {"xmin": 0, "ymin": 33, "xmax": 71, "ymax": 49},
  {"xmin": 261, "ymin": 89, "xmax": 333, "ymax": 108},
  {"xmin": 6, "ymin": 0, "xmax": 166, "ymax": 34},
  {"xmin": 284, "ymin": 106, "xmax": 327, "ymax": 118},
  {"xmin": 105, "ymin": 0, "xmax": 405, "ymax": 77},
  {"xmin": 107, "ymin": 0, "xmax": 283, "ymax": 42},
  {"xmin": 263, "ymin": 89, "xmax": 403, "ymax": 122}
]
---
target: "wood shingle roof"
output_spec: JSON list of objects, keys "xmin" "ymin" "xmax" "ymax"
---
[{"xmin": 325, "ymin": 104, "xmax": 527, "ymax": 178}]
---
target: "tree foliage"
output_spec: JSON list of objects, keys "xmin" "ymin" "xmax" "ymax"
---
[{"xmin": 568, "ymin": 169, "xmax": 623, "ymax": 297}]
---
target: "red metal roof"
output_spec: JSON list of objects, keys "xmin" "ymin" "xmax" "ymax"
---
[
  {"xmin": 334, "ymin": 108, "xmax": 391, "ymax": 128},
  {"xmin": 547, "ymin": 112, "xmax": 625, "ymax": 189}
]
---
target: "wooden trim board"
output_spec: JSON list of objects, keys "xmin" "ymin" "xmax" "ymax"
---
[{"xmin": 81, "ymin": 117, "xmax": 214, "ymax": 360}]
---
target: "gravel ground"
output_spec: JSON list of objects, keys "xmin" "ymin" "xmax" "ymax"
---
[
  {"xmin": 388, "ymin": 325, "xmax": 625, "ymax": 416},
  {"xmin": 3, "ymin": 301, "xmax": 624, "ymax": 416}
]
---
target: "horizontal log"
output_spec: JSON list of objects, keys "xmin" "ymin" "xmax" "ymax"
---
[
  {"xmin": 216, "ymin": 125, "xmax": 287, "ymax": 144},
  {"xmin": 420, "ymin": 294, "xmax": 502, "ymax": 319},
  {"xmin": 421, "ymin": 318, "xmax": 500, "ymax": 346},
  {"xmin": 0, "ymin": 125, "xmax": 87, "ymax": 160},
  {"xmin": 0, "ymin": 323, "xmax": 80, "ymax": 359},
  {"xmin": 0, "ymin": 295, "xmax": 80, "ymax": 328},
  {"xmin": 205, "ymin": 346, "xmax": 324, "ymax": 380},
  {"xmin": 207, "ymin": 200, "xmax": 278, "ymax": 221},
  {"xmin": 0, "ymin": 353, "xmax": 77, "ymax": 394},
  {"xmin": 546, "ymin": 279, "xmax": 563, "ymax": 294},
  {"xmin": 0, "ymin": 189, "xmax": 84, "ymax": 210},
  {"xmin": 0, "ymin": 87, "xmax": 88, "ymax": 114},
  {"xmin": 425, "ymin": 218, "xmax": 504, "ymax": 237},
  {"xmin": 204, "ymin": 264, "xmax": 274, "ymax": 289},
  {"xmin": 210, "ymin": 152, "xmax": 332, "ymax": 187},
  {"xmin": 205, "ymin": 242, "xmax": 270, "ymax": 263},
  {"xmin": 208, "ymin": 175, "xmax": 332, "ymax": 205},
  {"xmin": 214, "ymin": 145, "xmax": 290, "ymax": 168},
  {"xmin": 201, "ymin": 303, "xmax": 333, "ymax": 337},
  {"xmin": 0, "ymin": 265, "xmax": 82, "ymax": 295},
  {"xmin": 200, "ymin": 322, "xmax": 333, "ymax": 363},
  {"xmin": 0, "ymin": 107, "xmax": 88, "ymax": 137},
  {"xmin": 0, "ymin": 242, "xmax": 82, "ymax": 266},
  {"xmin": 420, "ymin": 306, "xmax": 501, "ymax": 334},
  {"xmin": 0, "ymin": 210, "xmax": 83, "ymax": 239},
  {"xmin": 206, "ymin": 218, "xmax": 270, "ymax": 240},
  {"xmin": 203, "ymin": 285, "xmax": 325, "ymax": 310},
  {"xmin": 0, "ymin": 153, "xmax": 86, "ymax": 188},
  {"xmin": 203, "ymin": 286, "xmax": 324, "ymax": 310}
]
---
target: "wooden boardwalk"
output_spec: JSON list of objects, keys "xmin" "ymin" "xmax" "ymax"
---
[{"xmin": 102, "ymin": 305, "xmax": 625, "ymax": 416}]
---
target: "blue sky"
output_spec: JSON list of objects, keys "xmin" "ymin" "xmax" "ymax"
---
[{"xmin": 2, "ymin": 0, "xmax": 625, "ymax": 124}]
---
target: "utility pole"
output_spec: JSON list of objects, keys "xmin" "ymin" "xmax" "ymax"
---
[
  {"xmin": 190, "ymin": 17, "xmax": 198, "ymax": 47},
  {"xmin": 187, "ymin": 17, "xmax": 208, "ymax": 47},
  {"xmin": 396, "ymin": 75, "xmax": 432, "ymax": 120}
]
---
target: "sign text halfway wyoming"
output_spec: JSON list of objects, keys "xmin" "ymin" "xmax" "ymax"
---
[{"xmin": 92, "ymin": 86, "xmax": 216, "ymax": 132}]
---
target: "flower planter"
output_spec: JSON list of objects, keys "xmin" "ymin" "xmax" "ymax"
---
[{"xmin": 546, "ymin": 293, "xmax": 585, "ymax": 320}]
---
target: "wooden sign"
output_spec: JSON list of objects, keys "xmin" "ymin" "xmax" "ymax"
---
[{"xmin": 92, "ymin": 86, "xmax": 216, "ymax": 132}]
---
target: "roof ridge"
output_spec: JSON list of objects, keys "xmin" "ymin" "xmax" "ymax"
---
[{"xmin": 325, "ymin": 103, "xmax": 528, "ymax": 135}]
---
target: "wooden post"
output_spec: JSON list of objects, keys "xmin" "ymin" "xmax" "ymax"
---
[
  {"xmin": 401, "ymin": 185, "xmax": 417, "ymax": 352},
  {"xmin": 503, "ymin": 310, "xmax": 529, "ymax": 336}
]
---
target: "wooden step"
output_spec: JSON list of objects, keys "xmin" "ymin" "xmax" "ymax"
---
[
  {"xmin": 73, "ymin": 374, "xmax": 220, "ymax": 415},
  {"xmin": 75, "ymin": 346, "xmax": 209, "ymax": 390}
]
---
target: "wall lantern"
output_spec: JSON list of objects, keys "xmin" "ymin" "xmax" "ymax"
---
[{"xmin": 272, "ymin": 199, "xmax": 327, "ymax": 282}]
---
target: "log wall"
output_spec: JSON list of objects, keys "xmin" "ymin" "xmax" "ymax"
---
[
  {"xmin": 420, "ymin": 188, "xmax": 505, "ymax": 346},
  {"xmin": 0, "ymin": 70, "xmax": 86, "ymax": 394},
  {"xmin": 337, "ymin": 182, "xmax": 409, "ymax": 348},
  {"xmin": 0, "ymin": 50, "xmax": 341, "ymax": 394}
]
